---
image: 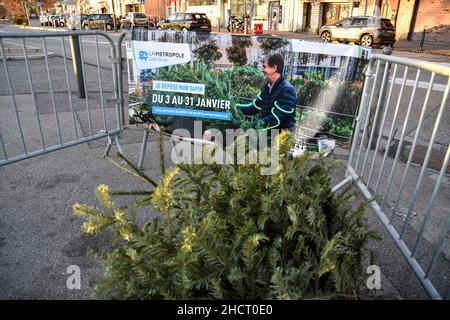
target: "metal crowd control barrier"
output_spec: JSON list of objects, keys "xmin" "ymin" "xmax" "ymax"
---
[
  {"xmin": 334, "ymin": 53, "xmax": 450, "ymax": 299},
  {"xmin": 0, "ymin": 30, "xmax": 124, "ymax": 167}
]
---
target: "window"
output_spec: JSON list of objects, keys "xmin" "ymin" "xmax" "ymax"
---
[
  {"xmin": 194, "ymin": 14, "xmax": 207, "ymax": 20},
  {"xmin": 175, "ymin": 13, "xmax": 185, "ymax": 20},
  {"xmin": 351, "ymin": 18, "xmax": 367, "ymax": 26},
  {"xmin": 381, "ymin": 19, "xmax": 394, "ymax": 29},
  {"xmin": 337, "ymin": 19, "xmax": 351, "ymax": 27},
  {"xmin": 135, "ymin": 13, "xmax": 146, "ymax": 18},
  {"xmin": 188, "ymin": 0, "xmax": 217, "ymax": 5},
  {"xmin": 368, "ymin": 17, "xmax": 377, "ymax": 25},
  {"xmin": 167, "ymin": 14, "xmax": 177, "ymax": 21}
]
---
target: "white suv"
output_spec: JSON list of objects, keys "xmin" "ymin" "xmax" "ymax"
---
[{"xmin": 123, "ymin": 12, "xmax": 148, "ymax": 28}]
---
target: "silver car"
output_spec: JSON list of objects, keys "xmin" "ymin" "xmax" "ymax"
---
[
  {"xmin": 123, "ymin": 12, "xmax": 148, "ymax": 29},
  {"xmin": 320, "ymin": 16, "xmax": 396, "ymax": 47}
]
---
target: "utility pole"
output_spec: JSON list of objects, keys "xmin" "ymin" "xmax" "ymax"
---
[
  {"xmin": 249, "ymin": 0, "xmax": 254, "ymax": 31},
  {"xmin": 244, "ymin": 0, "xmax": 248, "ymax": 34}
]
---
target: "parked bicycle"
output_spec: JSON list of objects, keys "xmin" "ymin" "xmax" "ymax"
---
[{"xmin": 227, "ymin": 15, "xmax": 249, "ymax": 33}]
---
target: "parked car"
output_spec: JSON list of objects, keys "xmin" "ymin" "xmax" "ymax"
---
[
  {"xmin": 39, "ymin": 15, "xmax": 51, "ymax": 26},
  {"xmin": 59, "ymin": 14, "xmax": 71, "ymax": 27},
  {"xmin": 157, "ymin": 12, "xmax": 211, "ymax": 32},
  {"xmin": 82, "ymin": 14, "xmax": 120, "ymax": 31},
  {"xmin": 319, "ymin": 16, "xmax": 396, "ymax": 47},
  {"xmin": 49, "ymin": 14, "xmax": 62, "ymax": 27},
  {"xmin": 122, "ymin": 12, "xmax": 148, "ymax": 28},
  {"xmin": 50, "ymin": 14, "xmax": 66, "ymax": 27}
]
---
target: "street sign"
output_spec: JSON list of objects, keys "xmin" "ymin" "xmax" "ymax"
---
[
  {"xmin": 140, "ymin": 0, "xmax": 145, "ymax": 4},
  {"xmin": 37, "ymin": 1, "xmax": 42, "ymax": 6}
]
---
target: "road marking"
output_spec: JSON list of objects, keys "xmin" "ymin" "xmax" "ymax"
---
[
  {"xmin": 1, "ymin": 37, "xmax": 126, "ymax": 49},
  {"xmin": 2, "ymin": 39, "xmax": 41, "ymax": 50},
  {"xmin": 392, "ymin": 78, "xmax": 447, "ymax": 92}
]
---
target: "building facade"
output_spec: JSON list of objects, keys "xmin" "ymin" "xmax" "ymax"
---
[
  {"xmin": 281, "ymin": 0, "xmax": 450, "ymax": 40},
  {"xmin": 77, "ymin": 0, "xmax": 146, "ymax": 15},
  {"xmin": 144, "ymin": 0, "xmax": 167, "ymax": 21},
  {"xmin": 73, "ymin": 0, "xmax": 449, "ymax": 41},
  {"xmin": 176, "ymin": 0, "xmax": 449, "ymax": 41}
]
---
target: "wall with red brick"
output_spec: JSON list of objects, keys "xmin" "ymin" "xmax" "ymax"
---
[{"xmin": 144, "ymin": 0, "xmax": 166, "ymax": 21}]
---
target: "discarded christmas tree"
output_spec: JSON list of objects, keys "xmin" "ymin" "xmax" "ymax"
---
[{"xmin": 73, "ymin": 131, "xmax": 377, "ymax": 299}]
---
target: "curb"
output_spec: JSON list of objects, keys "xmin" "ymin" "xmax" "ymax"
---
[
  {"xmin": 10, "ymin": 25, "xmax": 123, "ymax": 34},
  {"xmin": 0, "ymin": 52, "xmax": 56, "ymax": 61},
  {"xmin": 10, "ymin": 25, "xmax": 67, "ymax": 32},
  {"xmin": 393, "ymin": 47, "xmax": 450, "ymax": 57}
]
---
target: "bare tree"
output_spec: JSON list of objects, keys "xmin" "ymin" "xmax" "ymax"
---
[{"xmin": 1, "ymin": 0, "xmax": 57, "ymax": 18}]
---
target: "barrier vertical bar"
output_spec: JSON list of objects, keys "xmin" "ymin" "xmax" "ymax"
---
[
  {"xmin": 0, "ymin": 38, "xmax": 27, "ymax": 155},
  {"xmin": 22, "ymin": 38, "xmax": 46, "ymax": 149},
  {"xmin": 42, "ymin": 37, "xmax": 63, "ymax": 145},
  {"xmin": 78, "ymin": 38, "xmax": 93, "ymax": 136},
  {"xmin": 110, "ymin": 38, "xmax": 121, "ymax": 134},
  {"xmin": 354, "ymin": 60, "xmax": 381, "ymax": 174},
  {"xmin": 94, "ymin": 35, "xmax": 107, "ymax": 130},
  {"xmin": 61, "ymin": 36, "xmax": 79, "ymax": 141},
  {"xmin": 0, "ymin": 131, "xmax": 7, "ymax": 160},
  {"xmin": 346, "ymin": 58, "xmax": 375, "ymax": 173},
  {"xmin": 117, "ymin": 31, "xmax": 128, "ymax": 127}
]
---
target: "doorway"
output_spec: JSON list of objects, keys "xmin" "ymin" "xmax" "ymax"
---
[
  {"xmin": 303, "ymin": 2, "xmax": 311, "ymax": 32},
  {"xmin": 268, "ymin": 1, "xmax": 281, "ymax": 31}
]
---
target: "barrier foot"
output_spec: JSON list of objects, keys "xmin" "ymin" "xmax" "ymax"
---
[
  {"xmin": 137, "ymin": 129, "xmax": 150, "ymax": 170},
  {"xmin": 103, "ymin": 133, "xmax": 123, "ymax": 158}
]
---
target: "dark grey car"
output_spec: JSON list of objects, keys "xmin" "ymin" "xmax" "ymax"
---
[
  {"xmin": 157, "ymin": 12, "xmax": 211, "ymax": 32},
  {"xmin": 320, "ymin": 16, "xmax": 396, "ymax": 47},
  {"xmin": 82, "ymin": 14, "xmax": 120, "ymax": 31}
]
